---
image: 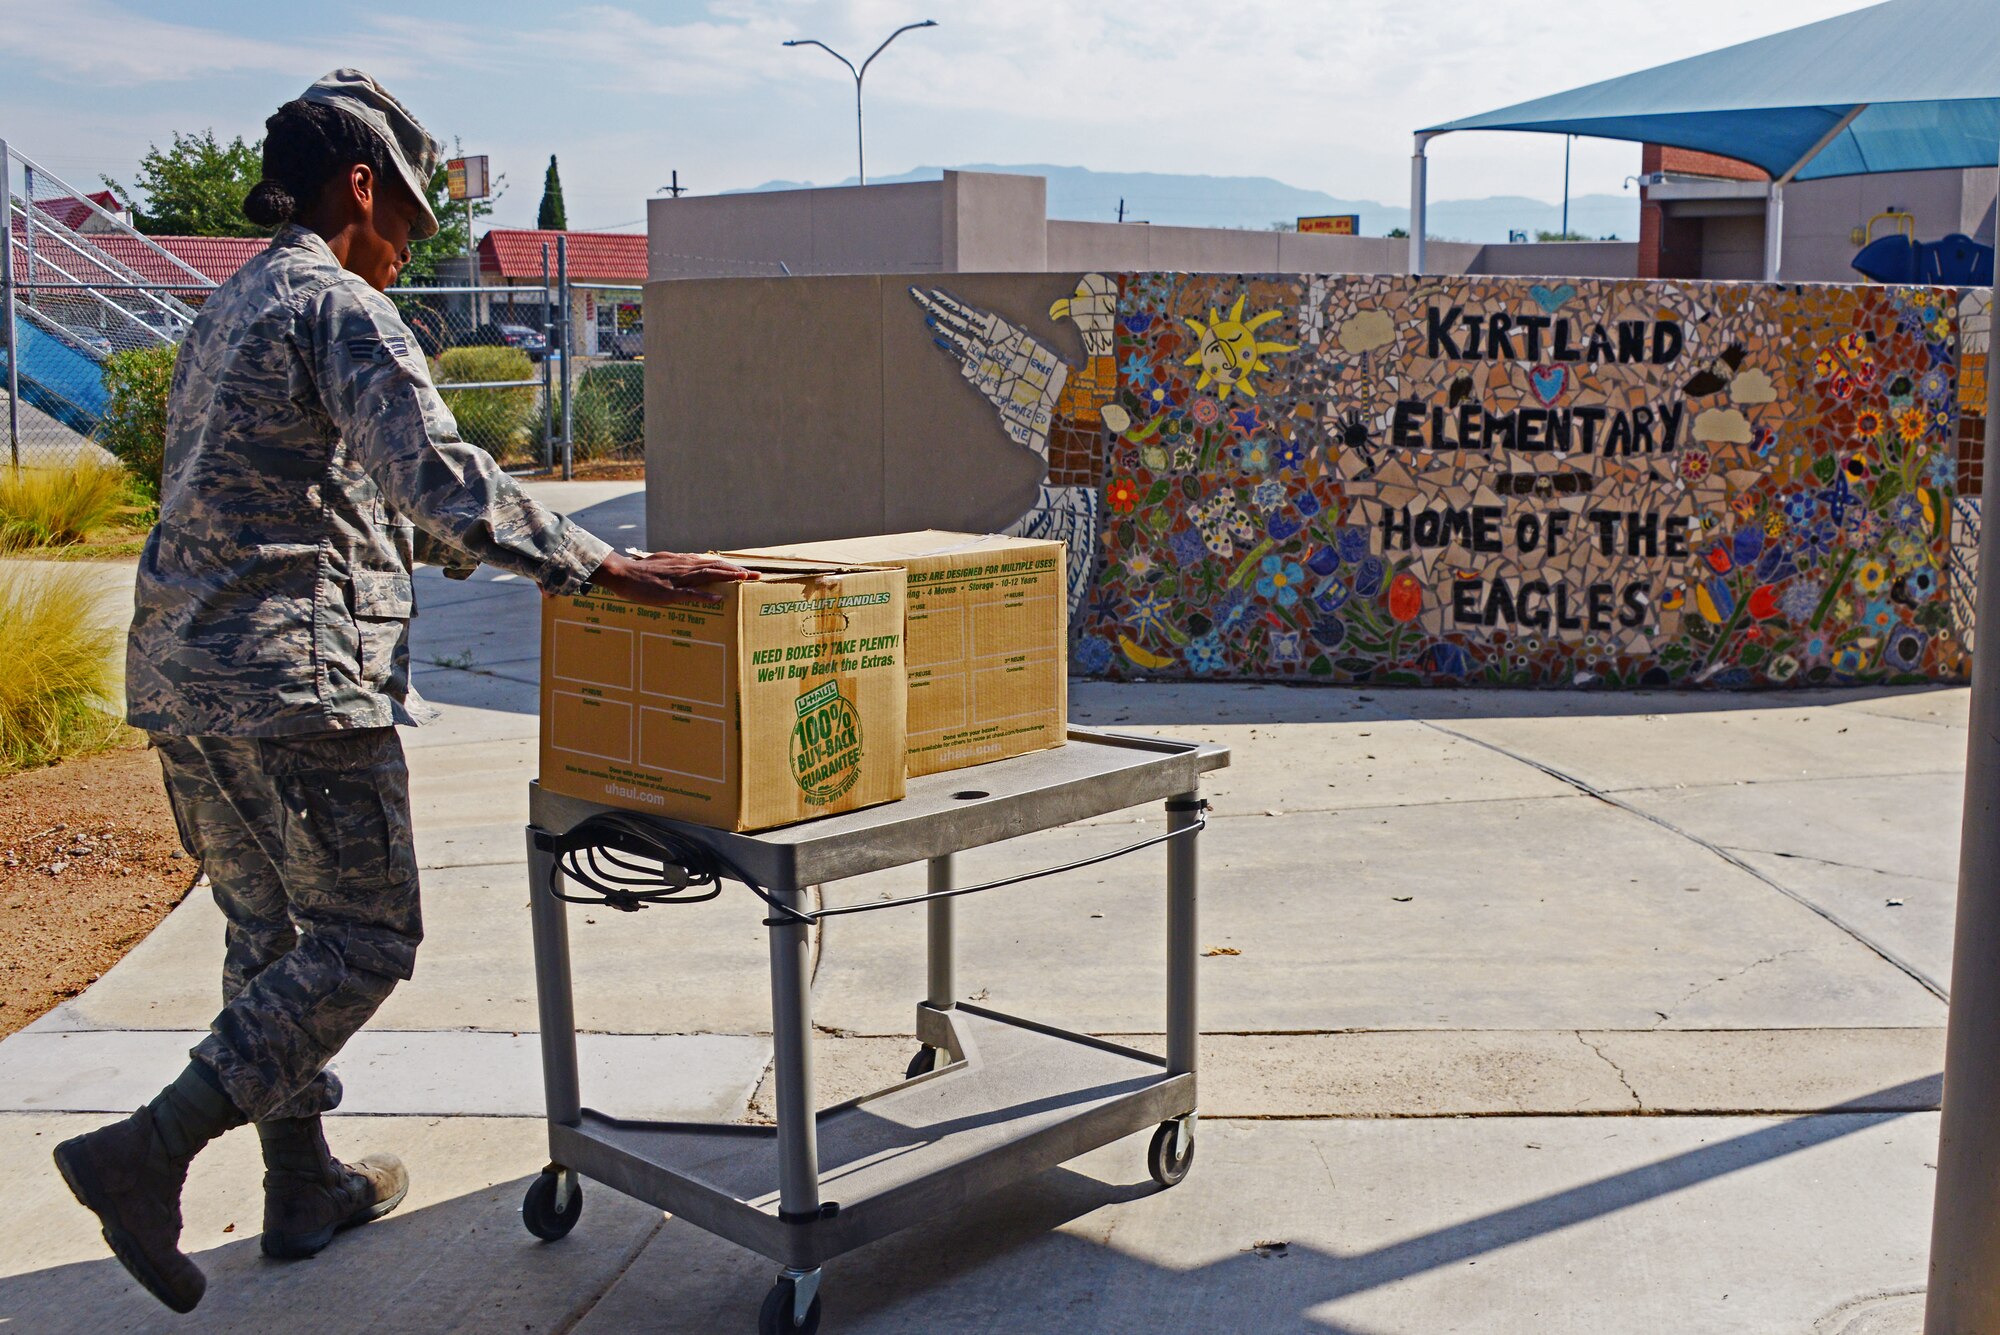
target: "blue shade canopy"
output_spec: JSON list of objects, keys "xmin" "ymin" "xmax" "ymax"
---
[{"xmin": 1423, "ymin": 0, "xmax": 2000, "ymax": 180}]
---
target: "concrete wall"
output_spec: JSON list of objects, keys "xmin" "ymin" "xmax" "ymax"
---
[
  {"xmin": 649, "ymin": 179, "xmax": 949, "ymax": 278},
  {"xmin": 649, "ymin": 170, "xmax": 1633, "ymax": 282},
  {"xmin": 1045, "ymin": 222, "xmax": 1480, "ymax": 275},
  {"xmin": 1702, "ymin": 215, "xmax": 1766, "ymax": 281},
  {"xmin": 648, "ymin": 269, "xmax": 1977, "ymax": 689},
  {"xmin": 1781, "ymin": 167, "xmax": 1998, "ymax": 282},
  {"xmin": 1470, "ymin": 241, "xmax": 1637, "ymax": 279},
  {"xmin": 645, "ymin": 272, "xmax": 1078, "ymax": 552},
  {"xmin": 940, "ymin": 171, "xmax": 1048, "ymax": 271}
]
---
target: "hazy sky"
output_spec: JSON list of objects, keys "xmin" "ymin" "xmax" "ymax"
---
[{"xmin": 0, "ymin": 0, "xmax": 1879, "ymax": 232}]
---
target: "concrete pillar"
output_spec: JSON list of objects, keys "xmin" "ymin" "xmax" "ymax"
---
[
  {"xmin": 1409, "ymin": 134, "xmax": 1434, "ymax": 275},
  {"xmin": 1926, "ymin": 143, "xmax": 2000, "ymax": 1329}
]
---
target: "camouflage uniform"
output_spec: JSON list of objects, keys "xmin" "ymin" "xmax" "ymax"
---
[{"xmin": 129, "ymin": 223, "xmax": 610, "ymax": 1122}]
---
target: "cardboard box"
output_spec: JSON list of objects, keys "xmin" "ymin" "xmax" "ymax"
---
[
  {"xmin": 539, "ymin": 560, "xmax": 907, "ymax": 831},
  {"xmin": 729, "ymin": 532, "xmax": 1066, "ymax": 777}
]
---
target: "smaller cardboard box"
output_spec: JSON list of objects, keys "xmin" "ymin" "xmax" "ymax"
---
[
  {"xmin": 729, "ymin": 532, "xmax": 1066, "ymax": 777},
  {"xmin": 539, "ymin": 560, "xmax": 907, "ymax": 831}
]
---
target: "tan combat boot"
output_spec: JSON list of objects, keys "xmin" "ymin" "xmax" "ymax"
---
[{"xmin": 257, "ymin": 1116, "xmax": 409, "ymax": 1259}]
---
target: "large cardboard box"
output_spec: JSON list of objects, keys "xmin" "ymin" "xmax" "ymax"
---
[
  {"xmin": 539, "ymin": 560, "xmax": 907, "ymax": 831},
  {"xmin": 729, "ymin": 533, "xmax": 1066, "ymax": 777}
]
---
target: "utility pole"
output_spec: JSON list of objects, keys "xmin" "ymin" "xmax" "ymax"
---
[
  {"xmin": 783, "ymin": 20, "xmax": 937, "ymax": 186},
  {"xmin": 1117, "ymin": 198, "xmax": 1125, "ymax": 223},
  {"xmin": 659, "ymin": 171, "xmax": 688, "ymax": 198}
]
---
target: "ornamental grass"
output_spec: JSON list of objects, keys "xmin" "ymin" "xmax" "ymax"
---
[
  {"xmin": 0, "ymin": 458, "xmax": 131, "ymax": 551},
  {"xmin": 0, "ymin": 562, "xmax": 125, "ymax": 773}
]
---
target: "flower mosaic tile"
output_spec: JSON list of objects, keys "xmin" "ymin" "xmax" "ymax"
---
[{"xmin": 913, "ymin": 273, "xmax": 1979, "ymax": 687}]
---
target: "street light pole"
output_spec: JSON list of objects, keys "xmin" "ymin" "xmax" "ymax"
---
[{"xmin": 784, "ymin": 20, "xmax": 937, "ymax": 187}]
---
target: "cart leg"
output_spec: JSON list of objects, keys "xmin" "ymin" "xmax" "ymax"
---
[
  {"xmin": 926, "ymin": 853, "xmax": 955, "ymax": 1010},
  {"xmin": 1166, "ymin": 792, "xmax": 1202, "ymax": 1079},
  {"xmin": 904, "ymin": 855, "xmax": 957, "ymax": 1078},
  {"xmin": 527, "ymin": 829, "xmax": 582, "ymax": 1127},
  {"xmin": 767, "ymin": 880, "xmax": 821, "ymax": 1227}
]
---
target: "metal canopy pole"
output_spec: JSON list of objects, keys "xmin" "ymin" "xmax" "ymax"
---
[
  {"xmin": 1925, "ymin": 137, "xmax": 2000, "ymax": 1335},
  {"xmin": 1764, "ymin": 104, "xmax": 1867, "ymax": 281},
  {"xmin": 1409, "ymin": 132, "xmax": 1436, "ymax": 275}
]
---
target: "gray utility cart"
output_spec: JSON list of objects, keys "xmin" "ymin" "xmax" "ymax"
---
[{"xmin": 520, "ymin": 727, "xmax": 1229, "ymax": 1334}]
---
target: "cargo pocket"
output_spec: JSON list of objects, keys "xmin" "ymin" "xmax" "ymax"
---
[
  {"xmin": 351, "ymin": 569, "xmax": 414, "ymax": 694},
  {"xmin": 265, "ymin": 729, "xmax": 422, "ymax": 977}
]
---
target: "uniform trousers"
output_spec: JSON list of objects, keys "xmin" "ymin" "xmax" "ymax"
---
[{"xmin": 150, "ymin": 728, "xmax": 422, "ymax": 1122}]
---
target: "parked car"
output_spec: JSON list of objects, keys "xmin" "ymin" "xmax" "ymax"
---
[
  {"xmin": 465, "ymin": 321, "xmax": 549, "ymax": 362},
  {"xmin": 608, "ymin": 322, "xmax": 644, "ymax": 360}
]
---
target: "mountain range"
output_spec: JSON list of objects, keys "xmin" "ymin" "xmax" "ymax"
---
[{"xmin": 733, "ymin": 163, "xmax": 1641, "ymax": 246}]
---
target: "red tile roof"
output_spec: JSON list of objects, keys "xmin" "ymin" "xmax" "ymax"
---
[
  {"xmin": 28, "ymin": 190, "xmax": 126, "ymax": 231},
  {"xmin": 99, "ymin": 233, "xmax": 269, "ymax": 285},
  {"xmin": 480, "ymin": 228, "xmax": 647, "ymax": 282},
  {"xmin": 8, "ymin": 225, "xmax": 265, "ymax": 288}
]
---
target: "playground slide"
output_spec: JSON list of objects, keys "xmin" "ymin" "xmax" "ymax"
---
[{"xmin": 0, "ymin": 318, "xmax": 111, "ymax": 437}]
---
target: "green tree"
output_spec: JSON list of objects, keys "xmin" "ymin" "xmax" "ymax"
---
[
  {"xmin": 537, "ymin": 155, "xmax": 567, "ymax": 231},
  {"xmin": 104, "ymin": 130, "xmax": 262, "ymax": 237}
]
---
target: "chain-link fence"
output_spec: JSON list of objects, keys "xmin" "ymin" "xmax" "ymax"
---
[
  {"xmin": 388, "ymin": 283, "xmax": 560, "ymax": 469},
  {"xmin": 566, "ymin": 284, "xmax": 645, "ymax": 466},
  {"xmin": 4, "ymin": 173, "xmax": 643, "ymax": 476},
  {"xmin": 2, "ymin": 139, "xmax": 202, "ymax": 468}
]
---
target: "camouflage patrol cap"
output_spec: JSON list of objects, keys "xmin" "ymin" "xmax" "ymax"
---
[{"xmin": 300, "ymin": 69, "xmax": 442, "ymax": 239}]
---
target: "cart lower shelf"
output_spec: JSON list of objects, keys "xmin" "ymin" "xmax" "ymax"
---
[{"xmin": 549, "ymin": 1003, "xmax": 1194, "ymax": 1268}]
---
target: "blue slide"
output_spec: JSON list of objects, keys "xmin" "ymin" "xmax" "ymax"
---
[{"xmin": 0, "ymin": 319, "xmax": 111, "ymax": 436}]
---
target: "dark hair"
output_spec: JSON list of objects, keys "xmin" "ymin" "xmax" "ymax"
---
[{"xmin": 242, "ymin": 99, "xmax": 400, "ymax": 229}]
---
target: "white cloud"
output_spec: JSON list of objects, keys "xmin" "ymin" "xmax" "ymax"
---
[
  {"xmin": 0, "ymin": 0, "xmax": 392, "ymax": 84},
  {"xmin": 0, "ymin": 0, "xmax": 1893, "ymax": 231}
]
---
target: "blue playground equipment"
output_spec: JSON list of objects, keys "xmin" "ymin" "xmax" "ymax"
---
[
  {"xmin": 0, "ymin": 314, "xmax": 112, "ymax": 436},
  {"xmin": 1852, "ymin": 212, "xmax": 1995, "ymax": 286}
]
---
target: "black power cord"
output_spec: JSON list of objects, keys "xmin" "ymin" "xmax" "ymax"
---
[{"xmin": 547, "ymin": 802, "xmax": 1210, "ymax": 927}]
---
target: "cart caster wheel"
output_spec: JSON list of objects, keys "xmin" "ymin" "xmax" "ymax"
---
[
  {"xmin": 758, "ymin": 1276, "xmax": 822, "ymax": 1335},
  {"xmin": 522, "ymin": 1170, "xmax": 583, "ymax": 1241},
  {"xmin": 1147, "ymin": 1119, "xmax": 1195, "ymax": 1188},
  {"xmin": 903, "ymin": 1045, "xmax": 939, "ymax": 1079}
]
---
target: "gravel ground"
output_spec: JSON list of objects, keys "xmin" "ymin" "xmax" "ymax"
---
[{"xmin": 0, "ymin": 742, "xmax": 195, "ymax": 1037}]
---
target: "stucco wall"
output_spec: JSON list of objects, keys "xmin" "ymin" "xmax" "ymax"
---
[
  {"xmin": 648, "ymin": 272, "xmax": 1980, "ymax": 687},
  {"xmin": 649, "ymin": 169, "xmax": 1635, "ymax": 282},
  {"xmin": 1781, "ymin": 168, "xmax": 1999, "ymax": 283},
  {"xmin": 1472, "ymin": 241, "xmax": 1638, "ymax": 279}
]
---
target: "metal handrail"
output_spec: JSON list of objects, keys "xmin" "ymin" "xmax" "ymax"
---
[{"xmin": 7, "ymin": 142, "xmax": 214, "ymax": 289}]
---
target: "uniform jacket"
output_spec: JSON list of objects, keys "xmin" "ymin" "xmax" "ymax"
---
[{"xmin": 127, "ymin": 224, "xmax": 611, "ymax": 736}]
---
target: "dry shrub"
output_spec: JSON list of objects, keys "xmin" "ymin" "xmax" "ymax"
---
[
  {"xmin": 0, "ymin": 458, "xmax": 132, "ymax": 551},
  {"xmin": 0, "ymin": 563, "xmax": 126, "ymax": 773}
]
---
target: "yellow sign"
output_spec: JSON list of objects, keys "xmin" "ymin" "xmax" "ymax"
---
[
  {"xmin": 446, "ymin": 155, "xmax": 490, "ymax": 202},
  {"xmin": 1298, "ymin": 214, "xmax": 1359, "ymax": 235}
]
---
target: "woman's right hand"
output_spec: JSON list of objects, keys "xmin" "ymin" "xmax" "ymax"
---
[{"xmin": 586, "ymin": 551, "xmax": 759, "ymax": 605}]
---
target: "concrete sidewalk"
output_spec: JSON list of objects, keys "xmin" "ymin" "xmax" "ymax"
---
[{"xmin": 0, "ymin": 481, "xmax": 1961, "ymax": 1332}]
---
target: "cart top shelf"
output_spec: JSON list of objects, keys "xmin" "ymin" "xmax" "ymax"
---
[{"xmin": 529, "ymin": 727, "xmax": 1230, "ymax": 887}]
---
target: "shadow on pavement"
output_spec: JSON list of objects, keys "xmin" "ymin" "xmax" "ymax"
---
[
  {"xmin": 1072, "ymin": 679, "xmax": 1961, "ymax": 727},
  {"xmin": 760, "ymin": 1084, "xmax": 1936, "ymax": 1333},
  {"xmin": 8, "ymin": 1085, "xmax": 1926, "ymax": 1332},
  {"xmin": 2, "ymin": 1170, "xmax": 656, "ymax": 1334}
]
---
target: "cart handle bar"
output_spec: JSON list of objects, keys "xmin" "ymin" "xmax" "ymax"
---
[{"xmin": 543, "ymin": 802, "xmax": 1211, "ymax": 927}]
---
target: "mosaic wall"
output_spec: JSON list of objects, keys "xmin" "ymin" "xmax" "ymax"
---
[{"xmin": 913, "ymin": 274, "xmax": 1981, "ymax": 687}]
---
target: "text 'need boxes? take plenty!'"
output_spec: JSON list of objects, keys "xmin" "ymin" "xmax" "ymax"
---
[
  {"xmin": 539, "ymin": 559, "xmax": 907, "ymax": 831},
  {"xmin": 729, "ymin": 532, "xmax": 1067, "ymax": 778}
]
